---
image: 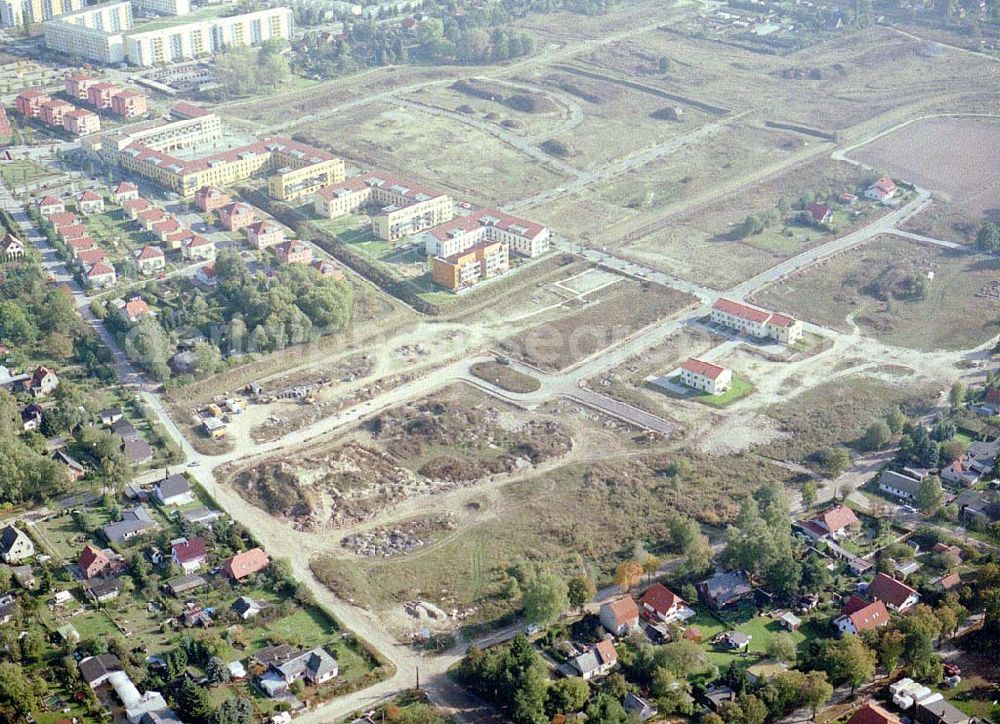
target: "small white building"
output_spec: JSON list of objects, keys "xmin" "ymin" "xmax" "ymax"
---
[{"xmin": 680, "ymin": 357, "xmax": 732, "ymax": 395}]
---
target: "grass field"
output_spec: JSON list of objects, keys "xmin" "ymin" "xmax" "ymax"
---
[
  {"xmin": 689, "ymin": 375, "xmax": 754, "ymax": 408},
  {"xmin": 760, "ymin": 373, "xmax": 937, "ymax": 464},
  {"xmin": 0, "ymin": 159, "xmax": 55, "ymax": 188},
  {"xmin": 752, "ymin": 235, "xmax": 1000, "ymax": 351},
  {"xmin": 500, "ymin": 279, "xmax": 697, "ymax": 371}
]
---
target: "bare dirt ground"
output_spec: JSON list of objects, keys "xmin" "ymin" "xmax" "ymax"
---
[
  {"xmin": 752, "ymin": 234, "xmax": 1000, "ymax": 351},
  {"xmin": 849, "ymin": 116, "xmax": 1000, "ymax": 218},
  {"xmin": 499, "ymin": 279, "xmax": 699, "ymax": 371}
]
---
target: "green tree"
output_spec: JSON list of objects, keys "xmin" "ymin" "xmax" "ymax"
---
[
  {"xmin": 815, "ymin": 636, "xmax": 876, "ymax": 692},
  {"xmin": 545, "ymin": 677, "xmax": 589, "ymax": 716},
  {"xmin": 813, "ymin": 446, "xmax": 851, "ymax": 476},
  {"xmin": 177, "ymin": 676, "xmax": 215, "ymax": 721},
  {"xmin": 125, "ymin": 316, "xmax": 171, "ymax": 381},
  {"xmin": 917, "ymin": 475, "xmax": 945, "ymax": 513},
  {"xmin": 886, "ymin": 407, "xmax": 907, "ymax": 434},
  {"xmin": 193, "ymin": 341, "xmax": 222, "ymax": 377},
  {"xmin": 801, "ymin": 481, "xmax": 818, "ymax": 509},
  {"xmin": 767, "ymin": 633, "xmax": 796, "ymax": 662},
  {"xmin": 566, "ymin": 576, "xmax": 595, "ymax": 613},
  {"xmin": 585, "ymin": 692, "xmax": 628, "ymax": 723},
  {"xmin": 801, "ymin": 671, "xmax": 833, "ymax": 718},
  {"xmin": 862, "ymin": 420, "xmax": 892, "ymax": 451},
  {"xmin": 0, "ymin": 662, "xmax": 37, "ymax": 717},
  {"xmin": 668, "ymin": 513, "xmax": 700, "ymax": 550},
  {"xmin": 949, "ymin": 382, "xmax": 966, "ymax": 410},
  {"xmin": 521, "ymin": 572, "xmax": 568, "ymax": 624},
  {"xmin": 977, "ymin": 221, "xmax": 1000, "ymax": 253},
  {"xmin": 213, "ymin": 697, "xmax": 253, "ymax": 724}
]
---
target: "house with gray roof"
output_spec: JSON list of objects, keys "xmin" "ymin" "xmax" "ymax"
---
[
  {"xmin": 102, "ymin": 506, "xmax": 157, "ymax": 544},
  {"xmin": 79, "ymin": 654, "xmax": 124, "ymax": 688},
  {"xmin": 258, "ymin": 647, "xmax": 339, "ymax": 698},
  {"xmin": 697, "ymin": 571, "xmax": 752, "ymax": 610},
  {"xmin": 155, "ymin": 474, "xmax": 194, "ymax": 507},
  {"xmin": 0, "ymin": 525, "xmax": 34, "ymax": 563},
  {"xmin": 878, "ymin": 470, "xmax": 923, "ymax": 501}
]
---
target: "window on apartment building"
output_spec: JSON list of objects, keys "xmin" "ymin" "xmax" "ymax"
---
[
  {"xmin": 170, "ymin": 33, "xmax": 182, "ymax": 59},
  {"xmin": 251, "ymin": 18, "xmax": 261, "ymax": 43}
]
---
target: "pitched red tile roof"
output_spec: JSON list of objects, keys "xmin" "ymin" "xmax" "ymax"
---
[
  {"xmin": 48, "ymin": 212, "xmax": 78, "ymax": 227},
  {"xmin": 806, "ymin": 202, "xmax": 831, "ymax": 222},
  {"xmin": 640, "ymin": 583, "xmax": 684, "ymax": 616},
  {"xmin": 124, "ymin": 299, "xmax": 150, "ymax": 319},
  {"xmin": 136, "ymin": 245, "xmax": 163, "ymax": 260},
  {"xmin": 249, "ymin": 219, "xmax": 281, "ymax": 235},
  {"xmin": 712, "ymin": 297, "xmax": 772, "ymax": 324},
  {"xmin": 767, "ymin": 312, "xmax": 797, "ymax": 328},
  {"xmin": 224, "ymin": 547, "xmax": 269, "ymax": 580},
  {"xmin": 681, "ymin": 357, "xmax": 728, "ymax": 380},
  {"xmin": 38, "ymin": 195, "xmax": 62, "ymax": 208},
  {"xmin": 87, "ymin": 261, "xmax": 114, "ymax": 277},
  {"xmin": 172, "ymin": 537, "xmax": 206, "ymax": 564},
  {"xmin": 846, "ymin": 702, "xmax": 902, "ymax": 724},
  {"xmin": 814, "ymin": 505, "xmax": 859, "ymax": 534},
  {"xmin": 594, "ymin": 639, "xmax": 617, "ymax": 666},
  {"xmin": 77, "ymin": 249, "xmax": 108, "ymax": 265},
  {"xmin": 847, "ymin": 600, "xmax": 889, "ymax": 632},
  {"xmin": 68, "ymin": 236, "xmax": 97, "ymax": 251},
  {"xmin": 113, "ymin": 182, "xmax": 137, "ymax": 194},
  {"xmin": 59, "ymin": 224, "xmax": 87, "ymax": 239},
  {"xmin": 78, "ymin": 190, "xmax": 102, "ymax": 202},
  {"xmin": 841, "ymin": 594, "xmax": 869, "ymax": 616},
  {"xmin": 866, "ymin": 572, "xmax": 917, "ymax": 609},
  {"xmin": 79, "ymin": 544, "xmax": 109, "ymax": 574},
  {"xmin": 936, "ymin": 572, "xmax": 961, "ymax": 589},
  {"xmin": 123, "ymin": 198, "xmax": 150, "ymax": 212},
  {"xmin": 604, "ymin": 596, "xmax": 639, "ymax": 627}
]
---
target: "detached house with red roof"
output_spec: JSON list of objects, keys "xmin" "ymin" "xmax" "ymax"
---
[
  {"xmin": 639, "ymin": 583, "xmax": 694, "ymax": 624},
  {"xmin": 29, "ymin": 366, "xmax": 59, "ymax": 397},
  {"xmin": 37, "ymin": 196, "xmax": 65, "ymax": 216},
  {"xmin": 802, "ymin": 504, "xmax": 860, "ymax": 541},
  {"xmin": 171, "ymin": 537, "xmax": 207, "ymax": 574},
  {"xmin": 599, "ymin": 596, "xmax": 640, "ymax": 636},
  {"xmin": 866, "ymin": 572, "xmax": 919, "ymax": 612},
  {"xmin": 274, "ymin": 239, "xmax": 313, "ymax": 266},
  {"xmin": 111, "ymin": 182, "xmax": 139, "ymax": 204},
  {"xmin": 804, "ymin": 202, "xmax": 832, "ymax": 225},
  {"xmin": 182, "ymin": 234, "xmax": 215, "ymax": 261},
  {"xmin": 77, "ymin": 190, "xmax": 105, "ymax": 216},
  {"xmin": 123, "ymin": 298, "xmax": 152, "ymax": 324},
  {"xmin": 680, "ymin": 357, "xmax": 732, "ymax": 396},
  {"xmin": 711, "ymin": 298, "xmax": 804, "ymax": 344},
  {"xmin": 847, "ymin": 702, "xmax": 902, "ymax": 724},
  {"xmin": 569, "ymin": 639, "xmax": 618, "ymax": 680},
  {"xmin": 135, "ymin": 245, "xmax": 165, "ymax": 275},
  {"xmin": 218, "ymin": 202, "xmax": 255, "ymax": 232},
  {"xmin": 195, "ymin": 186, "xmax": 229, "ymax": 213},
  {"xmin": 223, "ymin": 547, "xmax": 270, "ymax": 582},
  {"xmin": 247, "ymin": 219, "xmax": 284, "ymax": 250},
  {"xmin": 834, "ymin": 596, "xmax": 889, "ymax": 636},
  {"xmin": 49, "ymin": 212, "xmax": 78, "ymax": 230},
  {"xmin": 865, "ymin": 176, "xmax": 898, "ymax": 204},
  {"xmin": 86, "ymin": 261, "xmax": 116, "ymax": 289}
]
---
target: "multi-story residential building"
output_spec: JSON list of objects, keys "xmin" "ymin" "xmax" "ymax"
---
[
  {"xmin": 15, "ymin": 89, "xmax": 50, "ymax": 118},
  {"xmin": 679, "ymin": 357, "xmax": 732, "ymax": 396},
  {"xmin": 247, "ymin": 219, "xmax": 284, "ymax": 250},
  {"xmin": 65, "ymin": 71, "xmax": 98, "ymax": 100},
  {"xmin": 132, "ymin": 0, "xmax": 189, "ymax": 16},
  {"xmin": 314, "ymin": 172, "xmax": 452, "ymax": 241},
  {"xmin": 1, "ymin": 0, "xmax": 84, "ymax": 28},
  {"xmin": 44, "ymin": 3, "xmax": 291, "ymax": 66},
  {"xmin": 274, "ymin": 239, "xmax": 312, "ymax": 265},
  {"xmin": 710, "ymin": 298, "xmax": 804, "ymax": 344},
  {"xmin": 76, "ymin": 190, "xmax": 105, "ymax": 215},
  {"xmin": 181, "ymin": 234, "xmax": 214, "ymax": 261},
  {"xmin": 135, "ymin": 244, "xmax": 165, "ymax": 274},
  {"xmin": 86, "ymin": 261, "xmax": 116, "ymax": 288},
  {"xmin": 110, "ymin": 88, "xmax": 147, "ymax": 118},
  {"xmin": 39, "ymin": 98, "xmax": 74, "ymax": 126},
  {"xmin": 43, "ymin": 2, "xmax": 133, "ymax": 64},
  {"xmin": 111, "ymin": 181, "xmax": 138, "ymax": 203},
  {"xmin": 87, "ymin": 81, "xmax": 120, "ymax": 110},
  {"xmin": 432, "ymin": 240, "xmax": 509, "ymax": 291},
  {"xmin": 37, "ymin": 196, "xmax": 65, "ymax": 216},
  {"xmin": 63, "ymin": 107, "xmax": 101, "ymax": 135},
  {"xmin": 423, "ymin": 208, "xmax": 550, "ymax": 259}
]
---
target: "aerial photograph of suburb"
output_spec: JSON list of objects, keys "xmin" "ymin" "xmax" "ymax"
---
[{"xmin": 0, "ymin": 0, "xmax": 998, "ymax": 721}]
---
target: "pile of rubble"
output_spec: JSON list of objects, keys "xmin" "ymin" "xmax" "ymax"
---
[
  {"xmin": 976, "ymin": 280, "xmax": 1000, "ymax": 299},
  {"xmin": 342, "ymin": 529, "xmax": 424, "ymax": 557}
]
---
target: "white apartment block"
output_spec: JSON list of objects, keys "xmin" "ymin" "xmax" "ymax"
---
[
  {"xmin": 1, "ymin": 0, "xmax": 83, "ymax": 28},
  {"xmin": 45, "ymin": 4, "xmax": 292, "ymax": 65},
  {"xmin": 423, "ymin": 208, "xmax": 550, "ymax": 259},
  {"xmin": 132, "ymin": 0, "xmax": 189, "ymax": 16},
  {"xmin": 679, "ymin": 357, "xmax": 732, "ymax": 396},
  {"xmin": 710, "ymin": 298, "xmax": 803, "ymax": 344}
]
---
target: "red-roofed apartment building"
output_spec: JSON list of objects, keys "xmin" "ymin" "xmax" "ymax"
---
[
  {"xmin": 247, "ymin": 220, "xmax": 285, "ymax": 250},
  {"xmin": 834, "ymin": 597, "xmax": 889, "ymax": 635},
  {"xmin": 866, "ymin": 572, "xmax": 919, "ymax": 612},
  {"xmin": 599, "ymin": 596, "xmax": 640, "ymax": 636},
  {"xmin": 112, "ymin": 182, "xmax": 139, "ymax": 204},
  {"xmin": 680, "ymin": 357, "xmax": 732, "ymax": 395},
  {"xmin": 639, "ymin": 583, "xmax": 693, "ymax": 624},
  {"xmin": 182, "ymin": 235, "xmax": 216, "ymax": 262},
  {"xmin": 39, "ymin": 99, "xmax": 74, "ymax": 128},
  {"xmin": 422, "ymin": 208, "xmax": 551, "ymax": 259},
  {"xmin": 38, "ymin": 196, "xmax": 65, "ymax": 216},
  {"xmin": 87, "ymin": 82, "xmax": 120, "ymax": 110},
  {"xmin": 846, "ymin": 702, "xmax": 902, "ymax": 724},
  {"xmin": 223, "ymin": 547, "xmax": 270, "ymax": 581},
  {"xmin": 16, "ymin": 90, "xmax": 50, "ymax": 119},
  {"xmin": 77, "ymin": 190, "xmax": 104, "ymax": 215},
  {"xmin": 711, "ymin": 298, "xmax": 804, "ymax": 344},
  {"xmin": 274, "ymin": 240, "xmax": 313, "ymax": 265},
  {"xmin": 65, "ymin": 73, "xmax": 98, "ymax": 101},
  {"xmin": 62, "ymin": 108, "xmax": 101, "ymax": 136}
]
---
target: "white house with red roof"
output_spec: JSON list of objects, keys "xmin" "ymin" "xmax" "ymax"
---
[
  {"xmin": 680, "ymin": 357, "xmax": 732, "ymax": 395},
  {"xmin": 599, "ymin": 596, "xmax": 640, "ymax": 636},
  {"xmin": 67, "ymin": 237, "xmax": 97, "ymax": 258},
  {"xmin": 135, "ymin": 245, "xmax": 165, "ymax": 275},
  {"xmin": 274, "ymin": 239, "xmax": 313, "ymax": 265},
  {"xmin": 865, "ymin": 176, "xmax": 898, "ymax": 203},
  {"xmin": 152, "ymin": 217, "xmax": 182, "ymax": 242},
  {"xmin": 171, "ymin": 537, "xmax": 207, "ymax": 574},
  {"xmin": 182, "ymin": 234, "xmax": 216, "ymax": 261},
  {"xmin": 122, "ymin": 198, "xmax": 151, "ymax": 220},
  {"xmin": 865, "ymin": 572, "xmax": 919, "ymax": 612},
  {"xmin": 58, "ymin": 223, "xmax": 88, "ymax": 241},
  {"xmin": 77, "ymin": 248, "xmax": 108, "ymax": 267},
  {"xmin": 223, "ymin": 547, "xmax": 270, "ymax": 581},
  {"xmin": 711, "ymin": 298, "xmax": 803, "ymax": 344},
  {"xmin": 195, "ymin": 264, "xmax": 217, "ymax": 287},
  {"xmin": 123, "ymin": 299, "xmax": 152, "ymax": 324},
  {"xmin": 37, "ymin": 196, "xmax": 65, "ymax": 216},
  {"xmin": 804, "ymin": 202, "xmax": 832, "ymax": 225},
  {"xmin": 802, "ymin": 505, "xmax": 859, "ymax": 541},
  {"xmin": 639, "ymin": 583, "xmax": 694, "ymax": 623},
  {"xmin": 77, "ymin": 190, "xmax": 105, "ymax": 216},
  {"xmin": 834, "ymin": 595, "xmax": 889, "ymax": 635},
  {"xmin": 111, "ymin": 182, "xmax": 139, "ymax": 204},
  {"xmin": 86, "ymin": 261, "xmax": 116, "ymax": 288},
  {"xmin": 48, "ymin": 212, "xmax": 78, "ymax": 229}
]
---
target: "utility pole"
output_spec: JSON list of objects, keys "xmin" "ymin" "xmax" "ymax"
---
[{"xmin": 415, "ymin": 665, "xmax": 420, "ymax": 692}]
